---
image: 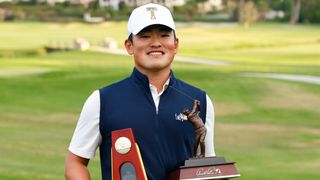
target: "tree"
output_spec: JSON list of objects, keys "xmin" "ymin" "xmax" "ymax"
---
[
  {"xmin": 300, "ymin": 0, "xmax": 320, "ymax": 23},
  {"xmin": 228, "ymin": 0, "xmax": 263, "ymax": 22},
  {"xmin": 290, "ymin": 0, "xmax": 301, "ymax": 24},
  {"xmin": 239, "ymin": 0, "xmax": 259, "ymax": 28},
  {"xmin": 183, "ymin": 0, "xmax": 208, "ymax": 21}
]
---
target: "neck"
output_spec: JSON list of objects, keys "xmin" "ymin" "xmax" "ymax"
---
[
  {"xmin": 149, "ymin": 73, "xmax": 170, "ymax": 93},
  {"xmin": 136, "ymin": 67, "xmax": 171, "ymax": 93}
]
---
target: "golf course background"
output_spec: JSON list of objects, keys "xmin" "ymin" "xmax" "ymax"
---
[{"xmin": 0, "ymin": 22, "xmax": 319, "ymax": 179}]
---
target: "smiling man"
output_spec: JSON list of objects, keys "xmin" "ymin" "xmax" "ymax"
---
[{"xmin": 65, "ymin": 3, "xmax": 215, "ymax": 180}]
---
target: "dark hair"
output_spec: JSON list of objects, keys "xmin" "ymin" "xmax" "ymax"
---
[{"xmin": 128, "ymin": 34, "xmax": 133, "ymax": 43}]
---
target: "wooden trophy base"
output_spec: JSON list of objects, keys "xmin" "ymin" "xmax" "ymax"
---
[{"xmin": 167, "ymin": 157, "xmax": 240, "ymax": 180}]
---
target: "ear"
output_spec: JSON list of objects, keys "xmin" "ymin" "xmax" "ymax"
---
[
  {"xmin": 174, "ymin": 37, "xmax": 179, "ymax": 54},
  {"xmin": 124, "ymin": 40, "xmax": 134, "ymax": 55}
]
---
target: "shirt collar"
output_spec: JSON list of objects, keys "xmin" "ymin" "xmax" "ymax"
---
[
  {"xmin": 130, "ymin": 67, "xmax": 176, "ymax": 90},
  {"xmin": 149, "ymin": 78, "xmax": 170, "ymax": 95}
]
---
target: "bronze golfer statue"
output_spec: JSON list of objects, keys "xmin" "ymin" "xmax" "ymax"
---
[
  {"xmin": 168, "ymin": 100, "xmax": 240, "ymax": 179},
  {"xmin": 183, "ymin": 100, "xmax": 207, "ymax": 158}
]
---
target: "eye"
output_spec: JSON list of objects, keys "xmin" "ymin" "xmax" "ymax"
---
[
  {"xmin": 137, "ymin": 33, "xmax": 150, "ymax": 39},
  {"xmin": 161, "ymin": 33, "xmax": 171, "ymax": 38}
]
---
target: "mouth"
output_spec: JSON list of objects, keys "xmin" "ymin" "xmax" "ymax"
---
[{"xmin": 147, "ymin": 51, "xmax": 164, "ymax": 55}]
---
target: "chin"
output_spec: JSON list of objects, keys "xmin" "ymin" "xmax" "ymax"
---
[{"xmin": 150, "ymin": 64, "xmax": 171, "ymax": 71}]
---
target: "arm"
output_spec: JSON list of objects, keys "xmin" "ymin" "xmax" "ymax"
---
[
  {"xmin": 64, "ymin": 151, "xmax": 90, "ymax": 180},
  {"xmin": 65, "ymin": 90, "xmax": 102, "ymax": 179}
]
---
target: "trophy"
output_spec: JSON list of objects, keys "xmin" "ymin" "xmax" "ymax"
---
[
  {"xmin": 111, "ymin": 128, "xmax": 147, "ymax": 180},
  {"xmin": 167, "ymin": 100, "xmax": 240, "ymax": 180}
]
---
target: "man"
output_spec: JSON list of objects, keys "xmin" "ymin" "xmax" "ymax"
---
[{"xmin": 65, "ymin": 3, "xmax": 215, "ymax": 180}]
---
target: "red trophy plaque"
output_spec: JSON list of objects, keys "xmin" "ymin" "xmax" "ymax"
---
[{"xmin": 111, "ymin": 128, "xmax": 147, "ymax": 180}]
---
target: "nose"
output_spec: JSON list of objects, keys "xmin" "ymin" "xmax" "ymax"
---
[{"xmin": 150, "ymin": 35, "xmax": 161, "ymax": 48}]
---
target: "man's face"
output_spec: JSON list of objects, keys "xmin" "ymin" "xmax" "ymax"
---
[{"xmin": 125, "ymin": 25, "xmax": 179, "ymax": 74}]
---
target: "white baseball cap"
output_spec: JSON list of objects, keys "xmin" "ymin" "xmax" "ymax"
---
[{"xmin": 127, "ymin": 3, "xmax": 175, "ymax": 37}]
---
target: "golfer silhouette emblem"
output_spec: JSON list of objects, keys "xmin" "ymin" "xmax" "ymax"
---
[{"xmin": 146, "ymin": 7, "xmax": 157, "ymax": 19}]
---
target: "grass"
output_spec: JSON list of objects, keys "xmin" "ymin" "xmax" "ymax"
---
[
  {"xmin": 178, "ymin": 24, "xmax": 320, "ymax": 75},
  {"xmin": 0, "ymin": 22, "xmax": 127, "ymax": 50},
  {"xmin": 1, "ymin": 21, "xmax": 319, "ymax": 75},
  {"xmin": 0, "ymin": 22, "xmax": 320, "ymax": 179}
]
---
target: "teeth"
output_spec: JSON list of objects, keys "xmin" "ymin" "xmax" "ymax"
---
[{"xmin": 149, "ymin": 52, "xmax": 162, "ymax": 55}]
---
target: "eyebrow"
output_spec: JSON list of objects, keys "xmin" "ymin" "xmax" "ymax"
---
[{"xmin": 159, "ymin": 27, "xmax": 172, "ymax": 32}]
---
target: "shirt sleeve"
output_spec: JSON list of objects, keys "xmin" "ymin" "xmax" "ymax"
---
[
  {"xmin": 68, "ymin": 90, "xmax": 102, "ymax": 159},
  {"xmin": 204, "ymin": 94, "xmax": 216, "ymax": 157}
]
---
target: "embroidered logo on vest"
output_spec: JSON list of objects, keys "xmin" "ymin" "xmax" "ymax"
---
[
  {"xmin": 146, "ymin": 7, "xmax": 157, "ymax": 20},
  {"xmin": 175, "ymin": 113, "xmax": 188, "ymax": 122}
]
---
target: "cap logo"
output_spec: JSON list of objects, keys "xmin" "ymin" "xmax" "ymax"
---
[{"xmin": 146, "ymin": 7, "xmax": 157, "ymax": 20}]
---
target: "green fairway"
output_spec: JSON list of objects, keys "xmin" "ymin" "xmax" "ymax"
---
[
  {"xmin": 1, "ymin": 21, "xmax": 319, "ymax": 75},
  {"xmin": 0, "ymin": 22, "xmax": 320, "ymax": 179}
]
